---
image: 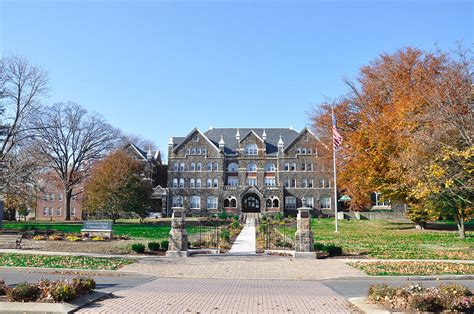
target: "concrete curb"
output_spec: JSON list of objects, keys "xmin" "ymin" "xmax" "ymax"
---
[
  {"xmin": 0, "ymin": 248, "xmax": 147, "ymax": 259},
  {"xmin": 0, "ymin": 291, "xmax": 111, "ymax": 313},
  {"xmin": 324, "ymin": 275, "xmax": 474, "ymax": 281},
  {"xmin": 348, "ymin": 297, "xmax": 394, "ymax": 314}
]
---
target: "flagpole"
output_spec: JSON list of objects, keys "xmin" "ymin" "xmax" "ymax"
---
[{"xmin": 332, "ymin": 106, "xmax": 339, "ymax": 233}]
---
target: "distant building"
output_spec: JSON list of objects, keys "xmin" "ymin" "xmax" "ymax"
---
[
  {"xmin": 35, "ymin": 171, "xmax": 85, "ymax": 221},
  {"xmin": 35, "ymin": 143, "xmax": 165, "ymax": 220},
  {"xmin": 166, "ymin": 127, "xmax": 334, "ymax": 216}
]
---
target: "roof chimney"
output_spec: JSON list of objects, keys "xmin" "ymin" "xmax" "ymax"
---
[
  {"xmin": 209, "ymin": 123, "xmax": 213, "ymax": 130},
  {"xmin": 219, "ymin": 135, "xmax": 225, "ymax": 151}
]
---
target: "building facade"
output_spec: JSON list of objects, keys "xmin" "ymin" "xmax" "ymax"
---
[{"xmin": 167, "ymin": 127, "xmax": 334, "ymax": 216}]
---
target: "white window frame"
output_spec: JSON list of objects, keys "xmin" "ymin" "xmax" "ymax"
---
[
  {"xmin": 207, "ymin": 196, "xmax": 218, "ymax": 209},
  {"xmin": 173, "ymin": 178, "xmax": 178, "ymax": 188},
  {"xmin": 196, "ymin": 179, "xmax": 202, "ymax": 188},
  {"xmin": 264, "ymin": 177, "xmax": 276, "ymax": 186},
  {"xmin": 190, "ymin": 196, "xmax": 201, "ymax": 209},
  {"xmin": 179, "ymin": 178, "xmax": 185, "ymax": 188},
  {"xmin": 265, "ymin": 163, "xmax": 275, "ymax": 172},
  {"xmin": 179, "ymin": 162, "xmax": 185, "ymax": 172},
  {"xmin": 213, "ymin": 179, "xmax": 218, "ymax": 188},
  {"xmin": 320, "ymin": 196, "xmax": 331, "ymax": 209},
  {"xmin": 207, "ymin": 179, "xmax": 212, "ymax": 188},
  {"xmin": 190, "ymin": 179, "xmax": 195, "ymax": 188},
  {"xmin": 247, "ymin": 178, "xmax": 257, "ymax": 186},
  {"xmin": 247, "ymin": 163, "xmax": 257, "ymax": 172},
  {"xmin": 228, "ymin": 163, "xmax": 238, "ymax": 172},
  {"xmin": 285, "ymin": 196, "xmax": 296, "ymax": 209},
  {"xmin": 245, "ymin": 143, "xmax": 258, "ymax": 155},
  {"xmin": 228, "ymin": 177, "xmax": 239, "ymax": 186}
]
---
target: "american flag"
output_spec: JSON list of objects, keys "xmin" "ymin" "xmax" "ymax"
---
[{"xmin": 332, "ymin": 110, "xmax": 342, "ymax": 149}]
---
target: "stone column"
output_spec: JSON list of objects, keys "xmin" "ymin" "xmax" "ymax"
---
[
  {"xmin": 0, "ymin": 196, "xmax": 3, "ymax": 229},
  {"xmin": 294, "ymin": 207, "xmax": 316, "ymax": 258},
  {"xmin": 166, "ymin": 207, "xmax": 189, "ymax": 257}
]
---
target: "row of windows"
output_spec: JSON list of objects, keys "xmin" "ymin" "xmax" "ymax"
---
[
  {"xmin": 284, "ymin": 196, "xmax": 331, "ymax": 209},
  {"xmin": 172, "ymin": 162, "xmax": 219, "ymax": 172},
  {"xmin": 173, "ymin": 196, "xmax": 331, "ymax": 210},
  {"xmin": 284, "ymin": 178, "xmax": 331, "ymax": 188},
  {"xmin": 172, "ymin": 178, "xmax": 219, "ymax": 188},
  {"xmin": 42, "ymin": 207, "xmax": 76, "ymax": 216},
  {"xmin": 44, "ymin": 194, "xmax": 79, "ymax": 202},
  {"xmin": 284, "ymin": 162, "xmax": 314, "ymax": 171},
  {"xmin": 185, "ymin": 147, "xmax": 208, "ymax": 155},
  {"xmin": 295, "ymin": 147, "xmax": 314, "ymax": 155}
]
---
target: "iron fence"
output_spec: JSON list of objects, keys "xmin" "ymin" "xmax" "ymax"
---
[{"xmin": 262, "ymin": 222, "xmax": 296, "ymax": 250}]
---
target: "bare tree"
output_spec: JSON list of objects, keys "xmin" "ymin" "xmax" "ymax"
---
[
  {"xmin": 30, "ymin": 102, "xmax": 120, "ymax": 220},
  {"xmin": 0, "ymin": 55, "xmax": 49, "ymax": 225}
]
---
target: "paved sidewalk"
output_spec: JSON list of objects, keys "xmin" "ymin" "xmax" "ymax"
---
[
  {"xmin": 78, "ymin": 277, "xmax": 356, "ymax": 313},
  {"xmin": 122, "ymin": 255, "xmax": 366, "ymax": 280},
  {"xmin": 228, "ymin": 217, "xmax": 256, "ymax": 255}
]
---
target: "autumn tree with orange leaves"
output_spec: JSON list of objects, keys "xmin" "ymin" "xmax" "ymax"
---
[
  {"xmin": 85, "ymin": 151, "xmax": 152, "ymax": 223},
  {"xmin": 311, "ymin": 45, "xmax": 473, "ymax": 237}
]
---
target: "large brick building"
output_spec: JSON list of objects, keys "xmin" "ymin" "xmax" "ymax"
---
[{"xmin": 167, "ymin": 127, "xmax": 334, "ymax": 216}]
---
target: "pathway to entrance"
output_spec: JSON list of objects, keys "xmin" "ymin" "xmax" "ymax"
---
[{"xmin": 228, "ymin": 216, "xmax": 256, "ymax": 255}]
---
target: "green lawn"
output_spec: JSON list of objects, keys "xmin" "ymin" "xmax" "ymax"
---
[
  {"xmin": 2, "ymin": 221, "xmax": 208, "ymax": 240},
  {"xmin": 275, "ymin": 219, "xmax": 473, "ymax": 260},
  {"xmin": 0, "ymin": 253, "xmax": 133, "ymax": 270}
]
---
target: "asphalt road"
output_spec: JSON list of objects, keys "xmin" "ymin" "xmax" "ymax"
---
[{"xmin": 0, "ymin": 268, "xmax": 155, "ymax": 294}]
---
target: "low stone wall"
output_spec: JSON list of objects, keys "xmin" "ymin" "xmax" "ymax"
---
[{"xmin": 320, "ymin": 209, "xmax": 409, "ymax": 221}]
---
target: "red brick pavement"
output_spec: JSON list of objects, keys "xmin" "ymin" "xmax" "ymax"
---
[{"xmin": 79, "ymin": 278, "xmax": 355, "ymax": 313}]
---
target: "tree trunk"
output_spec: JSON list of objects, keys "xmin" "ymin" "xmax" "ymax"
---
[
  {"xmin": 65, "ymin": 189, "xmax": 73, "ymax": 221},
  {"xmin": 456, "ymin": 210, "xmax": 465, "ymax": 239}
]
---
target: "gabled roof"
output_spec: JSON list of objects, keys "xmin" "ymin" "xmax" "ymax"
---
[
  {"xmin": 283, "ymin": 127, "xmax": 318, "ymax": 152},
  {"xmin": 239, "ymin": 129, "xmax": 264, "ymax": 143},
  {"xmin": 123, "ymin": 143, "xmax": 147, "ymax": 160},
  {"xmin": 172, "ymin": 128, "xmax": 221, "ymax": 153},
  {"xmin": 204, "ymin": 128, "xmax": 299, "ymax": 156}
]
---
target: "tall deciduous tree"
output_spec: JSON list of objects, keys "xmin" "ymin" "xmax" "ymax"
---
[
  {"xmin": 0, "ymin": 55, "xmax": 49, "ymax": 193},
  {"xmin": 84, "ymin": 151, "xmax": 152, "ymax": 223},
  {"xmin": 30, "ymin": 102, "xmax": 119, "ymax": 220},
  {"xmin": 311, "ymin": 45, "xmax": 473, "ymax": 237}
]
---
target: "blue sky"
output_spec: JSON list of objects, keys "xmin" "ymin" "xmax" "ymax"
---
[{"xmin": 1, "ymin": 0, "xmax": 472, "ymax": 161}]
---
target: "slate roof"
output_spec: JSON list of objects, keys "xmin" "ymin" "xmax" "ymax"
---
[{"xmin": 172, "ymin": 128, "xmax": 300, "ymax": 156}]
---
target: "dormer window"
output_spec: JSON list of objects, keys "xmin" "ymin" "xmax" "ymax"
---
[{"xmin": 245, "ymin": 143, "xmax": 258, "ymax": 155}]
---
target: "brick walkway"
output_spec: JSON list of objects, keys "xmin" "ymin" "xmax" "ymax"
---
[
  {"xmin": 79, "ymin": 277, "xmax": 356, "ymax": 313},
  {"xmin": 120, "ymin": 255, "xmax": 366, "ymax": 280}
]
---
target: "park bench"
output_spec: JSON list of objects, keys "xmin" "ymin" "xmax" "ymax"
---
[{"xmin": 0, "ymin": 233, "xmax": 23, "ymax": 249}]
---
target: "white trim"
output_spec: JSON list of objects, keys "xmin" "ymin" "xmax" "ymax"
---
[{"xmin": 172, "ymin": 128, "xmax": 221, "ymax": 153}]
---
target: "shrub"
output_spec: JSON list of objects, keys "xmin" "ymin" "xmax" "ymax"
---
[
  {"xmin": 51, "ymin": 282, "xmax": 77, "ymax": 302},
  {"xmin": 72, "ymin": 277, "xmax": 96, "ymax": 294},
  {"xmin": 230, "ymin": 221, "xmax": 240, "ymax": 229},
  {"xmin": 48, "ymin": 234, "xmax": 63, "ymax": 241},
  {"xmin": 131, "ymin": 243, "xmax": 146, "ymax": 253},
  {"xmin": 437, "ymin": 283, "xmax": 473, "ymax": 310},
  {"xmin": 218, "ymin": 210, "xmax": 228, "ymax": 220},
  {"xmin": 323, "ymin": 244, "xmax": 343, "ymax": 256},
  {"xmin": 7, "ymin": 282, "xmax": 40, "ymax": 302},
  {"xmin": 66, "ymin": 235, "xmax": 82, "ymax": 242},
  {"xmin": 148, "ymin": 242, "xmax": 161, "ymax": 251},
  {"xmin": 232, "ymin": 215, "xmax": 239, "ymax": 221},
  {"xmin": 0, "ymin": 279, "xmax": 7, "ymax": 296},
  {"xmin": 450, "ymin": 296, "xmax": 474, "ymax": 312},
  {"xmin": 160, "ymin": 240, "xmax": 169, "ymax": 251},
  {"xmin": 274, "ymin": 213, "xmax": 284, "ymax": 221},
  {"xmin": 409, "ymin": 291, "xmax": 444, "ymax": 312},
  {"xmin": 368, "ymin": 284, "xmax": 397, "ymax": 303},
  {"xmin": 91, "ymin": 236, "xmax": 105, "ymax": 241},
  {"xmin": 313, "ymin": 242, "xmax": 325, "ymax": 251},
  {"xmin": 220, "ymin": 229, "xmax": 230, "ymax": 242},
  {"xmin": 258, "ymin": 223, "xmax": 267, "ymax": 234},
  {"xmin": 33, "ymin": 235, "xmax": 47, "ymax": 241}
]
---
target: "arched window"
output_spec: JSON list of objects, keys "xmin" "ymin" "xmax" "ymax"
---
[
  {"xmin": 207, "ymin": 162, "xmax": 212, "ymax": 171},
  {"xmin": 190, "ymin": 163, "xmax": 196, "ymax": 171},
  {"xmin": 264, "ymin": 163, "xmax": 275, "ymax": 172},
  {"xmin": 173, "ymin": 163, "xmax": 178, "ymax": 171},
  {"xmin": 247, "ymin": 163, "xmax": 257, "ymax": 172},
  {"xmin": 266, "ymin": 199, "xmax": 272, "ymax": 207},
  {"xmin": 273, "ymin": 199, "xmax": 279, "ymax": 208},
  {"xmin": 207, "ymin": 179, "xmax": 212, "ymax": 188},
  {"xmin": 213, "ymin": 179, "xmax": 218, "ymax": 188},
  {"xmin": 224, "ymin": 199, "xmax": 230, "ymax": 207},
  {"xmin": 197, "ymin": 163, "xmax": 202, "ymax": 171},
  {"xmin": 172, "ymin": 178, "xmax": 178, "ymax": 188},
  {"xmin": 179, "ymin": 178, "xmax": 185, "ymax": 188},
  {"xmin": 228, "ymin": 163, "xmax": 238, "ymax": 172},
  {"xmin": 230, "ymin": 198, "xmax": 237, "ymax": 207},
  {"xmin": 179, "ymin": 162, "xmax": 185, "ymax": 171},
  {"xmin": 196, "ymin": 179, "xmax": 202, "ymax": 188},
  {"xmin": 190, "ymin": 179, "xmax": 195, "ymax": 188},
  {"xmin": 213, "ymin": 162, "xmax": 218, "ymax": 171},
  {"xmin": 245, "ymin": 143, "xmax": 258, "ymax": 155}
]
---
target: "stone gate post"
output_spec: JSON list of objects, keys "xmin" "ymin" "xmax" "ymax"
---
[
  {"xmin": 294, "ymin": 207, "xmax": 316, "ymax": 258},
  {"xmin": 166, "ymin": 207, "xmax": 189, "ymax": 257}
]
